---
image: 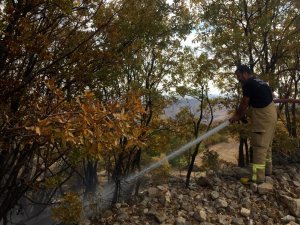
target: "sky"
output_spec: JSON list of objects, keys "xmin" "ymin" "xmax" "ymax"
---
[{"xmin": 181, "ymin": 31, "xmax": 222, "ymax": 96}]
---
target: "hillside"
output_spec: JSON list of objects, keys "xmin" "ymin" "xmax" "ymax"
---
[
  {"xmin": 163, "ymin": 98, "xmax": 229, "ymax": 123},
  {"xmin": 94, "ymin": 163, "xmax": 300, "ymax": 225}
]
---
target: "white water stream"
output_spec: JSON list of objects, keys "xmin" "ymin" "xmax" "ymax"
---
[{"xmin": 96, "ymin": 120, "xmax": 230, "ymax": 209}]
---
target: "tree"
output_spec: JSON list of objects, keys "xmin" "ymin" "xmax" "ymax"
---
[
  {"xmin": 172, "ymin": 48, "xmax": 217, "ymax": 187},
  {"xmin": 0, "ymin": 0, "xmax": 194, "ymax": 222},
  {"xmin": 0, "ymin": 0, "xmax": 139, "ymax": 222}
]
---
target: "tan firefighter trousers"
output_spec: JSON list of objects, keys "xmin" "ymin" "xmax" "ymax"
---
[{"xmin": 249, "ymin": 102, "xmax": 277, "ymax": 183}]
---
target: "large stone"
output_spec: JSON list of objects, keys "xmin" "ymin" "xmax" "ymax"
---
[
  {"xmin": 280, "ymin": 195, "xmax": 300, "ymax": 217},
  {"xmin": 257, "ymin": 183, "xmax": 273, "ymax": 194}
]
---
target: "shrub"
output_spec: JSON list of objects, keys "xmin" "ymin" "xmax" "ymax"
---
[
  {"xmin": 150, "ymin": 154, "xmax": 171, "ymax": 184},
  {"xmin": 52, "ymin": 192, "xmax": 83, "ymax": 225},
  {"xmin": 200, "ymin": 150, "xmax": 220, "ymax": 171},
  {"xmin": 273, "ymin": 122, "xmax": 298, "ymax": 155}
]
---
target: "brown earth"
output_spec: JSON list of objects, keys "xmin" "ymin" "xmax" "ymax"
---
[{"xmin": 194, "ymin": 138, "xmax": 239, "ymax": 167}]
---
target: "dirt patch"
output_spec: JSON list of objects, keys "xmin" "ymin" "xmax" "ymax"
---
[{"xmin": 194, "ymin": 139, "xmax": 239, "ymax": 167}]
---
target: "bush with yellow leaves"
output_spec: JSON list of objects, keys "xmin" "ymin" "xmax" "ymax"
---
[{"xmin": 52, "ymin": 192, "xmax": 83, "ymax": 225}]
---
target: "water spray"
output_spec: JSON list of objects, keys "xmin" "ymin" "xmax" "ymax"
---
[
  {"xmin": 95, "ymin": 120, "xmax": 230, "ymax": 210},
  {"xmin": 127, "ymin": 120, "xmax": 230, "ymax": 182}
]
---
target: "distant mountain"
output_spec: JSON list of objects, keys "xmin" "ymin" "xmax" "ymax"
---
[{"xmin": 163, "ymin": 98, "xmax": 229, "ymax": 123}]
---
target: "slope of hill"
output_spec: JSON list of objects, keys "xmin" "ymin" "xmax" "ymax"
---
[
  {"xmin": 95, "ymin": 163, "xmax": 300, "ymax": 225},
  {"xmin": 163, "ymin": 98, "xmax": 229, "ymax": 123}
]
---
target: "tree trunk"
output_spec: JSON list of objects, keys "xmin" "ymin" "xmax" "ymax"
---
[
  {"xmin": 185, "ymin": 143, "xmax": 201, "ymax": 188},
  {"xmin": 84, "ymin": 159, "xmax": 98, "ymax": 194}
]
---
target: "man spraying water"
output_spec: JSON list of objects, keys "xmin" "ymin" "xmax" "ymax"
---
[{"xmin": 229, "ymin": 65, "xmax": 277, "ymax": 184}]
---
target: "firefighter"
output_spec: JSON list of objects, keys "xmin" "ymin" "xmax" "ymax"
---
[{"xmin": 229, "ymin": 65, "xmax": 277, "ymax": 184}]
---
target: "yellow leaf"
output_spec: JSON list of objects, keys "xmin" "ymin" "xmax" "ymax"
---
[
  {"xmin": 25, "ymin": 126, "xmax": 34, "ymax": 131},
  {"xmin": 35, "ymin": 127, "xmax": 41, "ymax": 135}
]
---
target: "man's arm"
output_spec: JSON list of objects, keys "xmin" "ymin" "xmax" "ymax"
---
[
  {"xmin": 229, "ymin": 96, "xmax": 250, "ymax": 123},
  {"xmin": 273, "ymin": 99, "xmax": 300, "ymax": 104}
]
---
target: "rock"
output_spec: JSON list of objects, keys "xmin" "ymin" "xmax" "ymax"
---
[
  {"xmin": 232, "ymin": 217, "xmax": 244, "ymax": 225},
  {"xmin": 79, "ymin": 218, "xmax": 91, "ymax": 225},
  {"xmin": 158, "ymin": 196, "xmax": 166, "ymax": 205},
  {"xmin": 194, "ymin": 209, "xmax": 207, "ymax": 222},
  {"xmin": 266, "ymin": 208, "xmax": 277, "ymax": 218},
  {"xmin": 287, "ymin": 222, "xmax": 299, "ymax": 225},
  {"xmin": 181, "ymin": 201, "xmax": 193, "ymax": 211},
  {"xmin": 296, "ymin": 187, "xmax": 300, "ymax": 197},
  {"xmin": 143, "ymin": 208, "xmax": 149, "ymax": 214},
  {"xmin": 175, "ymin": 216, "xmax": 186, "ymax": 225},
  {"xmin": 281, "ymin": 215, "xmax": 296, "ymax": 223},
  {"xmin": 114, "ymin": 203, "xmax": 122, "ymax": 209},
  {"xmin": 177, "ymin": 194, "xmax": 184, "ymax": 200},
  {"xmin": 212, "ymin": 176, "xmax": 222, "ymax": 185},
  {"xmin": 231, "ymin": 167, "xmax": 250, "ymax": 178},
  {"xmin": 117, "ymin": 212, "xmax": 129, "ymax": 221},
  {"xmin": 224, "ymin": 191, "xmax": 235, "ymax": 199},
  {"xmin": 230, "ymin": 201, "xmax": 239, "ymax": 209},
  {"xmin": 148, "ymin": 187, "xmax": 159, "ymax": 197},
  {"xmin": 283, "ymin": 173, "xmax": 292, "ymax": 181},
  {"xmin": 273, "ymin": 168, "xmax": 284, "ymax": 176},
  {"xmin": 261, "ymin": 214, "xmax": 269, "ymax": 221},
  {"xmin": 102, "ymin": 209, "xmax": 113, "ymax": 219},
  {"xmin": 210, "ymin": 191, "xmax": 219, "ymax": 199},
  {"xmin": 157, "ymin": 185, "xmax": 168, "ymax": 191},
  {"xmin": 240, "ymin": 197, "xmax": 251, "ymax": 209},
  {"xmin": 140, "ymin": 197, "xmax": 150, "ymax": 207},
  {"xmin": 150, "ymin": 211, "xmax": 167, "ymax": 223},
  {"xmin": 250, "ymin": 182, "xmax": 258, "ymax": 192},
  {"xmin": 216, "ymin": 198, "xmax": 228, "ymax": 208},
  {"xmin": 205, "ymin": 206, "xmax": 217, "ymax": 214},
  {"xmin": 265, "ymin": 176, "xmax": 274, "ymax": 184},
  {"xmin": 257, "ymin": 183, "xmax": 273, "ymax": 194},
  {"xmin": 197, "ymin": 176, "xmax": 213, "ymax": 188},
  {"xmin": 195, "ymin": 194, "xmax": 203, "ymax": 202},
  {"xmin": 240, "ymin": 208, "xmax": 251, "ymax": 217},
  {"xmin": 293, "ymin": 173, "xmax": 300, "ymax": 182},
  {"xmin": 280, "ymin": 195, "xmax": 300, "ymax": 217},
  {"xmin": 218, "ymin": 214, "xmax": 232, "ymax": 225},
  {"xmin": 293, "ymin": 181, "xmax": 300, "ymax": 187},
  {"xmin": 177, "ymin": 210, "xmax": 187, "ymax": 217}
]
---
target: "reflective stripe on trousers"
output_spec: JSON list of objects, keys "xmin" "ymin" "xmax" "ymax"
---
[{"xmin": 251, "ymin": 163, "xmax": 265, "ymax": 182}]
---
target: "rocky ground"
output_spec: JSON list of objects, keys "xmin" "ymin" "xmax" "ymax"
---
[{"xmin": 91, "ymin": 163, "xmax": 300, "ymax": 225}]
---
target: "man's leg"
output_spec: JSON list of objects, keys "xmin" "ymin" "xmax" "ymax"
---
[
  {"xmin": 251, "ymin": 132, "xmax": 268, "ymax": 183},
  {"xmin": 265, "ymin": 119, "xmax": 277, "ymax": 176}
]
